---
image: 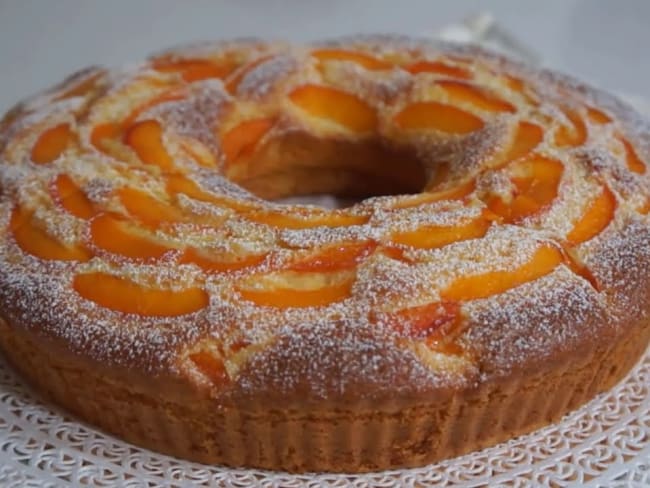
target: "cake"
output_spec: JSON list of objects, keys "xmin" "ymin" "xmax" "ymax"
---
[{"xmin": 0, "ymin": 35, "xmax": 649, "ymax": 473}]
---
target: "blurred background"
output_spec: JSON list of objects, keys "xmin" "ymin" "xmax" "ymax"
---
[{"xmin": 0, "ymin": 0, "xmax": 649, "ymax": 113}]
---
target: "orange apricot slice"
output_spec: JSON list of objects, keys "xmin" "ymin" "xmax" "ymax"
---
[
  {"xmin": 437, "ymin": 80, "xmax": 516, "ymax": 113},
  {"xmin": 225, "ymin": 56, "xmax": 273, "ymax": 94},
  {"xmin": 554, "ymin": 108, "xmax": 587, "ymax": 147},
  {"xmin": 237, "ymin": 275, "xmax": 354, "ymax": 308},
  {"xmin": 391, "ymin": 214, "xmax": 491, "ymax": 249},
  {"xmin": 73, "ymin": 272, "xmax": 208, "ymax": 316},
  {"xmin": 123, "ymin": 119, "xmax": 175, "ymax": 171},
  {"xmin": 90, "ymin": 213, "xmax": 175, "ymax": 260},
  {"xmin": 52, "ymin": 174, "xmax": 96, "ymax": 220},
  {"xmin": 246, "ymin": 209, "xmax": 368, "ymax": 229},
  {"xmin": 165, "ymin": 174, "xmax": 252, "ymax": 213},
  {"xmin": 180, "ymin": 247, "xmax": 267, "ymax": 273},
  {"xmin": 441, "ymin": 244, "xmax": 563, "ymax": 301},
  {"xmin": 502, "ymin": 121, "xmax": 544, "ymax": 163},
  {"xmin": 91, "ymin": 122, "xmax": 121, "ymax": 155},
  {"xmin": 380, "ymin": 300, "xmax": 460, "ymax": 339},
  {"xmin": 489, "ymin": 156, "xmax": 564, "ymax": 223},
  {"xmin": 405, "ymin": 60, "xmax": 471, "ymax": 79},
  {"xmin": 289, "ymin": 85, "xmax": 377, "ymax": 132},
  {"xmin": 566, "ymin": 186, "xmax": 616, "ymax": 245},
  {"xmin": 586, "ymin": 106, "xmax": 612, "ymax": 124},
  {"xmin": 286, "ymin": 241, "xmax": 377, "ymax": 272},
  {"xmin": 188, "ymin": 350, "xmax": 228, "ymax": 384},
  {"xmin": 312, "ymin": 49, "xmax": 392, "ymax": 70},
  {"xmin": 619, "ymin": 136, "xmax": 645, "ymax": 174},
  {"xmin": 396, "ymin": 180, "xmax": 475, "ymax": 208},
  {"xmin": 118, "ymin": 187, "xmax": 186, "ymax": 226},
  {"xmin": 10, "ymin": 206, "xmax": 91, "ymax": 262},
  {"xmin": 221, "ymin": 117, "xmax": 275, "ymax": 164},
  {"xmin": 31, "ymin": 124, "xmax": 75, "ymax": 164},
  {"xmin": 152, "ymin": 58, "xmax": 234, "ymax": 82},
  {"xmin": 394, "ymin": 102, "xmax": 484, "ymax": 134}
]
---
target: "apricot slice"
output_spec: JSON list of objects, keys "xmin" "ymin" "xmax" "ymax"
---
[
  {"xmin": 225, "ymin": 56, "xmax": 272, "ymax": 94},
  {"xmin": 441, "ymin": 244, "xmax": 563, "ymax": 301},
  {"xmin": 52, "ymin": 174, "xmax": 96, "ymax": 220},
  {"xmin": 246, "ymin": 209, "xmax": 368, "ymax": 229},
  {"xmin": 118, "ymin": 187, "xmax": 186, "ymax": 226},
  {"xmin": 489, "ymin": 156, "xmax": 564, "ymax": 223},
  {"xmin": 396, "ymin": 180, "xmax": 475, "ymax": 208},
  {"xmin": 287, "ymin": 241, "xmax": 377, "ymax": 272},
  {"xmin": 619, "ymin": 136, "xmax": 645, "ymax": 174},
  {"xmin": 180, "ymin": 247, "xmax": 267, "ymax": 273},
  {"xmin": 73, "ymin": 272, "xmax": 208, "ymax": 316},
  {"xmin": 311, "ymin": 49, "xmax": 392, "ymax": 70},
  {"xmin": 123, "ymin": 119, "xmax": 174, "ymax": 171},
  {"xmin": 501, "ymin": 121, "xmax": 543, "ymax": 163},
  {"xmin": 31, "ymin": 124, "xmax": 75, "ymax": 164},
  {"xmin": 289, "ymin": 85, "xmax": 377, "ymax": 132},
  {"xmin": 405, "ymin": 61, "xmax": 471, "ymax": 79},
  {"xmin": 165, "ymin": 174, "xmax": 252, "ymax": 213},
  {"xmin": 394, "ymin": 102, "xmax": 484, "ymax": 134},
  {"xmin": 90, "ymin": 213, "xmax": 175, "ymax": 260},
  {"xmin": 437, "ymin": 80, "xmax": 516, "ymax": 113},
  {"xmin": 380, "ymin": 301, "xmax": 460, "ymax": 339},
  {"xmin": 554, "ymin": 108, "xmax": 587, "ymax": 147},
  {"xmin": 221, "ymin": 117, "xmax": 275, "ymax": 164},
  {"xmin": 91, "ymin": 122, "xmax": 121, "ymax": 155},
  {"xmin": 54, "ymin": 71, "xmax": 103, "ymax": 101},
  {"xmin": 152, "ymin": 58, "xmax": 234, "ymax": 82},
  {"xmin": 189, "ymin": 350, "xmax": 228, "ymax": 384},
  {"xmin": 10, "ymin": 206, "xmax": 91, "ymax": 262},
  {"xmin": 566, "ymin": 186, "xmax": 616, "ymax": 245},
  {"xmin": 237, "ymin": 275, "xmax": 354, "ymax": 308},
  {"xmin": 391, "ymin": 215, "xmax": 490, "ymax": 249},
  {"xmin": 586, "ymin": 106, "xmax": 612, "ymax": 125}
]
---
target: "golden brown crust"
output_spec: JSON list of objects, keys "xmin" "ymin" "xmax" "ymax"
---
[{"xmin": 1, "ymin": 35, "xmax": 650, "ymax": 472}]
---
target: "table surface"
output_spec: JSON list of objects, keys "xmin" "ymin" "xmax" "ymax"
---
[{"xmin": 0, "ymin": 0, "xmax": 649, "ymax": 114}]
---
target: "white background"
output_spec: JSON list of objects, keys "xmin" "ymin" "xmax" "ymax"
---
[{"xmin": 0, "ymin": 0, "xmax": 649, "ymax": 113}]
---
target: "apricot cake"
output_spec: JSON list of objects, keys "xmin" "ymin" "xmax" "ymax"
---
[{"xmin": 0, "ymin": 35, "xmax": 649, "ymax": 473}]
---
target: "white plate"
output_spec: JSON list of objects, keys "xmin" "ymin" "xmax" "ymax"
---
[{"xmin": 1, "ymin": 346, "xmax": 649, "ymax": 487}]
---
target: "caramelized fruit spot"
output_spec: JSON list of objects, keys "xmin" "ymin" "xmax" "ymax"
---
[
  {"xmin": 52, "ymin": 174, "xmax": 96, "ymax": 220},
  {"xmin": 312, "ymin": 49, "xmax": 392, "ymax": 70},
  {"xmin": 123, "ymin": 119, "xmax": 174, "ymax": 171},
  {"xmin": 90, "ymin": 213, "xmax": 174, "ymax": 260},
  {"xmin": 287, "ymin": 241, "xmax": 377, "ymax": 272},
  {"xmin": 189, "ymin": 350, "xmax": 228, "ymax": 384},
  {"xmin": 442, "ymin": 244, "xmax": 563, "ymax": 301},
  {"xmin": 289, "ymin": 84, "xmax": 377, "ymax": 132},
  {"xmin": 405, "ymin": 61, "xmax": 471, "ymax": 79},
  {"xmin": 10, "ymin": 206, "xmax": 91, "ymax": 262},
  {"xmin": 31, "ymin": 124, "xmax": 75, "ymax": 164},
  {"xmin": 566, "ymin": 186, "xmax": 616, "ymax": 245},
  {"xmin": 437, "ymin": 80, "xmax": 516, "ymax": 113},
  {"xmin": 73, "ymin": 272, "xmax": 209, "ymax": 316},
  {"xmin": 394, "ymin": 102, "xmax": 484, "ymax": 134},
  {"xmin": 238, "ymin": 275, "xmax": 354, "ymax": 308},
  {"xmin": 180, "ymin": 247, "xmax": 267, "ymax": 273},
  {"xmin": 391, "ymin": 215, "xmax": 490, "ymax": 249},
  {"xmin": 222, "ymin": 117, "xmax": 275, "ymax": 164},
  {"xmin": 54, "ymin": 71, "xmax": 103, "ymax": 101}
]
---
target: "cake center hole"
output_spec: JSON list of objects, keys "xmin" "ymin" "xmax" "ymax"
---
[{"xmin": 230, "ymin": 138, "xmax": 427, "ymax": 208}]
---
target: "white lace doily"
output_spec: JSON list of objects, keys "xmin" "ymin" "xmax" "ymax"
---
[{"xmin": 0, "ymin": 346, "xmax": 649, "ymax": 488}]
